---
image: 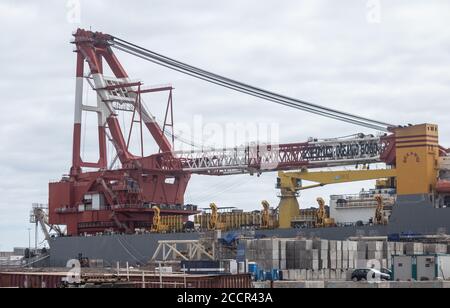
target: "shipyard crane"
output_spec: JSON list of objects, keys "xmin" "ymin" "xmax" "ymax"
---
[
  {"xmin": 30, "ymin": 204, "xmax": 64, "ymax": 243},
  {"xmin": 315, "ymin": 198, "xmax": 335, "ymax": 228},
  {"xmin": 374, "ymin": 196, "xmax": 387, "ymax": 225},
  {"xmin": 48, "ymin": 29, "xmax": 447, "ymax": 236},
  {"xmin": 151, "ymin": 206, "xmax": 168, "ymax": 233},
  {"xmin": 261, "ymin": 200, "xmax": 271, "ymax": 229}
]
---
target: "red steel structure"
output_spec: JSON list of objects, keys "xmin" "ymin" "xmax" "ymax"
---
[{"xmin": 49, "ymin": 29, "xmax": 396, "ymax": 235}]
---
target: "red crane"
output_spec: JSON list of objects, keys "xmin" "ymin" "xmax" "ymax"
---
[{"xmin": 49, "ymin": 29, "xmax": 396, "ymax": 235}]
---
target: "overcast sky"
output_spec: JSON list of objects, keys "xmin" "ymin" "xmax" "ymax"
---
[{"xmin": 1, "ymin": 0, "xmax": 449, "ymax": 251}]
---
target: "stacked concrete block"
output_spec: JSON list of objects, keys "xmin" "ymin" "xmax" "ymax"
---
[
  {"xmin": 313, "ymin": 239, "xmax": 329, "ymax": 269},
  {"xmin": 357, "ymin": 241, "xmax": 368, "ymax": 260},
  {"xmin": 329, "ymin": 241, "xmax": 338, "ymax": 269},
  {"xmin": 312, "ymin": 249, "xmax": 320, "ymax": 270},
  {"xmin": 424, "ymin": 244, "xmax": 448, "ymax": 254},
  {"xmin": 295, "ymin": 240, "xmax": 316, "ymax": 269},
  {"xmin": 336, "ymin": 241, "xmax": 342, "ymax": 269},
  {"xmin": 405, "ymin": 242, "xmax": 424, "ymax": 255},
  {"xmin": 242, "ymin": 239, "xmax": 256, "ymax": 261},
  {"xmin": 253, "ymin": 238, "xmax": 280, "ymax": 271},
  {"xmin": 348, "ymin": 241, "xmax": 358, "ymax": 269},
  {"xmin": 286, "ymin": 241, "xmax": 296, "ymax": 269},
  {"xmin": 342, "ymin": 240, "xmax": 349, "ymax": 269},
  {"xmin": 385, "ymin": 242, "xmax": 395, "ymax": 256},
  {"xmin": 278, "ymin": 239, "xmax": 293, "ymax": 270},
  {"xmin": 342, "ymin": 249, "xmax": 349, "ymax": 269},
  {"xmin": 367, "ymin": 241, "xmax": 384, "ymax": 260},
  {"xmin": 385, "ymin": 242, "xmax": 396, "ymax": 268},
  {"xmin": 395, "ymin": 242, "xmax": 405, "ymax": 255}
]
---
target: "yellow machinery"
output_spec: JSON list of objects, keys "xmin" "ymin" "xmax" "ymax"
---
[
  {"xmin": 151, "ymin": 206, "xmax": 183, "ymax": 233},
  {"xmin": 194, "ymin": 202, "xmax": 277, "ymax": 230},
  {"xmin": 260, "ymin": 200, "xmax": 277, "ymax": 229},
  {"xmin": 261, "ymin": 200, "xmax": 270, "ymax": 229},
  {"xmin": 151, "ymin": 206, "xmax": 168, "ymax": 233},
  {"xmin": 374, "ymin": 195, "xmax": 387, "ymax": 225},
  {"xmin": 315, "ymin": 197, "xmax": 336, "ymax": 228},
  {"xmin": 208, "ymin": 203, "xmax": 219, "ymax": 230},
  {"xmin": 277, "ymin": 168, "xmax": 397, "ymax": 228}
]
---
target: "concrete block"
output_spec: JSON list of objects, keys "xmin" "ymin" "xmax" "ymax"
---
[
  {"xmin": 356, "ymin": 259, "xmax": 369, "ymax": 268},
  {"xmin": 342, "ymin": 260, "xmax": 349, "ymax": 269},
  {"xmin": 323, "ymin": 269, "xmax": 330, "ymax": 280},
  {"xmin": 306, "ymin": 281, "xmax": 325, "ymax": 288},
  {"xmin": 312, "ymin": 260, "xmax": 320, "ymax": 271},
  {"xmin": 336, "ymin": 259, "xmax": 343, "ymax": 270},
  {"xmin": 311, "ymin": 249, "xmax": 319, "ymax": 260},
  {"xmin": 330, "ymin": 259, "xmax": 337, "ymax": 269},
  {"xmin": 300, "ymin": 269, "xmax": 307, "ymax": 281},
  {"xmin": 368, "ymin": 241, "xmax": 384, "ymax": 251},
  {"xmin": 294, "ymin": 257, "xmax": 301, "ymax": 269},
  {"xmin": 424, "ymin": 244, "xmax": 448, "ymax": 254},
  {"xmin": 313, "ymin": 239, "xmax": 329, "ymax": 250},
  {"xmin": 405, "ymin": 243, "xmax": 424, "ymax": 255},
  {"xmin": 342, "ymin": 240, "xmax": 349, "ymax": 251},
  {"xmin": 286, "ymin": 258, "xmax": 294, "ymax": 269},
  {"xmin": 342, "ymin": 250, "xmax": 349, "ymax": 261},
  {"xmin": 326, "ymin": 281, "xmax": 379, "ymax": 288},
  {"xmin": 357, "ymin": 251, "xmax": 367, "ymax": 260},
  {"xmin": 395, "ymin": 242, "xmax": 405, "ymax": 255},
  {"xmin": 329, "ymin": 269, "xmax": 336, "ymax": 280},
  {"xmin": 296, "ymin": 239, "xmax": 313, "ymax": 251},
  {"xmin": 273, "ymin": 281, "xmax": 307, "ymax": 288},
  {"xmin": 368, "ymin": 251, "xmax": 384, "ymax": 260},
  {"xmin": 329, "ymin": 240, "xmax": 337, "ymax": 251},
  {"xmin": 348, "ymin": 241, "xmax": 358, "ymax": 251},
  {"xmin": 357, "ymin": 241, "xmax": 367, "ymax": 251},
  {"xmin": 329, "ymin": 250, "xmax": 337, "ymax": 260},
  {"xmin": 253, "ymin": 281, "xmax": 271, "ymax": 288}
]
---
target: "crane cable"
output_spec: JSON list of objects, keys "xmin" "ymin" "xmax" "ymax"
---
[
  {"xmin": 109, "ymin": 36, "xmax": 395, "ymax": 132},
  {"xmin": 111, "ymin": 43, "xmax": 386, "ymax": 131}
]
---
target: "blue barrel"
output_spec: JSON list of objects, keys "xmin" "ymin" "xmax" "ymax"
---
[{"xmin": 248, "ymin": 262, "xmax": 257, "ymax": 274}]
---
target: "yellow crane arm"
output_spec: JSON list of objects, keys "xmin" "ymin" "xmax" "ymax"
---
[{"xmin": 278, "ymin": 168, "xmax": 397, "ymax": 191}]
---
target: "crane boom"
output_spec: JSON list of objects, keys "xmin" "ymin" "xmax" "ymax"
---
[{"xmin": 158, "ymin": 135, "xmax": 391, "ymax": 175}]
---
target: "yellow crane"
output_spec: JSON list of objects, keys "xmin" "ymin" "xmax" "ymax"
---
[
  {"xmin": 151, "ymin": 206, "xmax": 168, "ymax": 233},
  {"xmin": 208, "ymin": 202, "xmax": 227, "ymax": 230},
  {"xmin": 315, "ymin": 197, "xmax": 336, "ymax": 228},
  {"xmin": 374, "ymin": 195, "xmax": 387, "ymax": 225},
  {"xmin": 276, "ymin": 168, "xmax": 397, "ymax": 228},
  {"xmin": 261, "ymin": 200, "xmax": 271, "ymax": 229}
]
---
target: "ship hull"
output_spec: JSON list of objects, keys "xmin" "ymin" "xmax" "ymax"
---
[{"xmin": 48, "ymin": 195, "xmax": 450, "ymax": 267}]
